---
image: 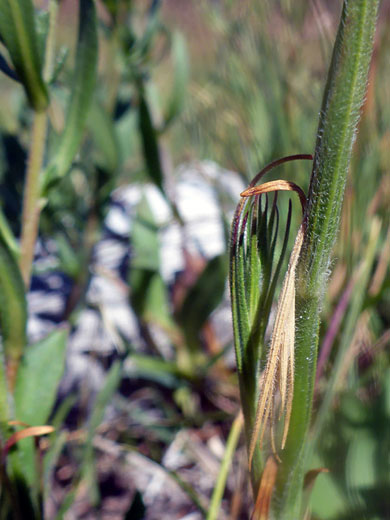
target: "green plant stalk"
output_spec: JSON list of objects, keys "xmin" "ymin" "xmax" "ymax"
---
[
  {"xmin": 273, "ymin": 0, "xmax": 379, "ymax": 517},
  {"xmin": 19, "ymin": 0, "xmax": 59, "ymax": 287},
  {"xmin": 207, "ymin": 412, "xmax": 243, "ymax": 520},
  {"xmin": 19, "ymin": 110, "xmax": 47, "ymax": 287}
]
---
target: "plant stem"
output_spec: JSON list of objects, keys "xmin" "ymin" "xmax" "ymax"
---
[
  {"xmin": 19, "ymin": 0, "xmax": 58, "ymax": 288},
  {"xmin": 207, "ymin": 412, "xmax": 243, "ymax": 520},
  {"xmin": 272, "ymin": 0, "xmax": 379, "ymax": 516},
  {"xmin": 19, "ymin": 110, "xmax": 47, "ymax": 287}
]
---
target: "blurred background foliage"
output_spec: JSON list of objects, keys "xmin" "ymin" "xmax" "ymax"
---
[{"xmin": 0, "ymin": 0, "xmax": 389, "ymax": 518}]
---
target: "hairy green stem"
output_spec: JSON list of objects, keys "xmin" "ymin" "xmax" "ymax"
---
[{"xmin": 273, "ymin": 1, "xmax": 379, "ymax": 517}]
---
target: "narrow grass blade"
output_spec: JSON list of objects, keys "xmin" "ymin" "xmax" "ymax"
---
[{"xmin": 207, "ymin": 412, "xmax": 243, "ymax": 520}]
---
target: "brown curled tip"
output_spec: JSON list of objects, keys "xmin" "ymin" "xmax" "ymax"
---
[
  {"xmin": 239, "ymin": 154, "xmax": 312, "ymax": 214},
  {"xmin": 240, "ymin": 180, "xmax": 307, "ymax": 214},
  {"xmin": 246, "ymin": 154, "xmax": 313, "ymax": 191}
]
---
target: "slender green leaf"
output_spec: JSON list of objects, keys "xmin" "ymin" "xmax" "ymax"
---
[
  {"xmin": 44, "ymin": 0, "xmax": 98, "ymax": 187},
  {"xmin": 0, "ymin": 0, "xmax": 48, "ymax": 110},
  {"xmin": 138, "ymin": 92, "xmax": 164, "ymax": 193},
  {"xmin": 207, "ymin": 413, "xmax": 243, "ymax": 520}
]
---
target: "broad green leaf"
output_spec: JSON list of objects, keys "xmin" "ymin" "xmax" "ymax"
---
[
  {"xmin": 0, "ymin": 236, "xmax": 27, "ymax": 389},
  {"xmin": 44, "ymin": 0, "xmax": 98, "ymax": 187},
  {"xmin": 14, "ymin": 328, "xmax": 68, "ymax": 425},
  {"xmin": 8, "ymin": 329, "xmax": 67, "ymax": 511},
  {"xmin": 7, "ymin": 329, "xmax": 67, "ymax": 506},
  {"xmin": 0, "ymin": 0, "xmax": 48, "ymax": 111}
]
